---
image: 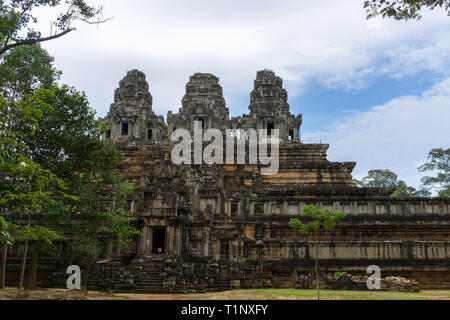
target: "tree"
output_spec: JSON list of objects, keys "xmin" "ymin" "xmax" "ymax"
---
[
  {"xmin": 0, "ymin": 0, "xmax": 109, "ymax": 56},
  {"xmin": 0, "ymin": 39, "xmax": 137, "ymax": 290},
  {"xmin": 290, "ymin": 205, "xmax": 346, "ymax": 300},
  {"xmin": 0, "ymin": 91, "xmax": 70, "ymax": 289},
  {"xmin": 0, "ymin": 44, "xmax": 61, "ymax": 100},
  {"xmin": 419, "ymin": 148, "xmax": 450, "ymax": 197},
  {"xmin": 364, "ymin": 0, "xmax": 450, "ymax": 20},
  {"xmin": 356, "ymin": 169, "xmax": 399, "ymax": 188},
  {"xmin": 69, "ymin": 178, "xmax": 137, "ymax": 294},
  {"xmin": 355, "ymin": 169, "xmax": 431, "ymax": 197},
  {"xmin": 0, "ymin": 216, "xmax": 13, "ymax": 289},
  {"xmin": 392, "ymin": 180, "xmax": 431, "ymax": 197},
  {"xmin": 13, "ymin": 224, "xmax": 60, "ymax": 289},
  {"xmin": 12, "ymin": 85, "xmax": 138, "ymax": 292}
]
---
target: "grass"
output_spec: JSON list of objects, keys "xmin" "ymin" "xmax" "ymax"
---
[
  {"xmin": 1, "ymin": 288, "xmax": 450, "ymax": 300},
  {"xmin": 185, "ymin": 289, "xmax": 450, "ymax": 301}
]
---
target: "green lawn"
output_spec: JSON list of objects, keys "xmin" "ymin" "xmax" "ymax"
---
[
  {"xmin": 1, "ymin": 288, "xmax": 450, "ymax": 300},
  {"xmin": 186, "ymin": 289, "xmax": 450, "ymax": 301}
]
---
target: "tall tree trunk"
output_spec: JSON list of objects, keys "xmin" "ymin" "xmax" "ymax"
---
[
  {"xmin": 0, "ymin": 243, "xmax": 7, "ymax": 289},
  {"xmin": 315, "ymin": 245, "xmax": 320, "ymax": 301},
  {"xmin": 18, "ymin": 240, "xmax": 28, "ymax": 290},
  {"xmin": 83, "ymin": 258, "xmax": 93, "ymax": 295},
  {"xmin": 18, "ymin": 212, "xmax": 31, "ymax": 290},
  {"xmin": 26, "ymin": 242, "xmax": 40, "ymax": 290}
]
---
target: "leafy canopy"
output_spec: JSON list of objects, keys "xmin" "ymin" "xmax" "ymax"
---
[
  {"xmin": 364, "ymin": 0, "xmax": 450, "ymax": 20},
  {"xmin": 290, "ymin": 204, "xmax": 346, "ymax": 234},
  {"xmin": 10, "ymin": 84, "xmax": 139, "ymax": 262},
  {"xmin": 0, "ymin": 91, "xmax": 71, "ymax": 213},
  {"xmin": 0, "ymin": 44, "xmax": 61, "ymax": 100},
  {"xmin": 0, "ymin": 216, "xmax": 13, "ymax": 245},
  {"xmin": 355, "ymin": 169, "xmax": 431, "ymax": 197},
  {"xmin": 419, "ymin": 148, "xmax": 449, "ymax": 197}
]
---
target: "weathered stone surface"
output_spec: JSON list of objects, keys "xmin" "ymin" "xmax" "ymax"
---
[
  {"xmin": 294, "ymin": 272, "xmax": 420, "ymax": 292},
  {"xmin": 234, "ymin": 69, "xmax": 302, "ymax": 142},
  {"xmin": 167, "ymin": 73, "xmax": 230, "ymax": 135},
  {"xmin": 102, "ymin": 70, "xmax": 167, "ymax": 143}
]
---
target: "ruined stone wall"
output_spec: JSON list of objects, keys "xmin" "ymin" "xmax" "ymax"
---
[{"xmin": 108, "ymin": 142, "xmax": 449, "ymax": 291}]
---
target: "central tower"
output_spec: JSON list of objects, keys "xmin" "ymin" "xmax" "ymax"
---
[{"xmin": 167, "ymin": 73, "xmax": 230, "ymax": 136}]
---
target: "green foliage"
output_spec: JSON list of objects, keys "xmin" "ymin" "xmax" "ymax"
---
[
  {"xmin": 355, "ymin": 169, "xmax": 431, "ymax": 197},
  {"xmin": 0, "ymin": 44, "xmax": 61, "ymax": 100},
  {"xmin": 391, "ymin": 181, "xmax": 432, "ymax": 197},
  {"xmin": 0, "ymin": 92, "xmax": 71, "ymax": 213},
  {"xmin": 0, "ymin": 10, "xmax": 20, "ymax": 44},
  {"xmin": 356, "ymin": 169, "xmax": 399, "ymax": 188},
  {"xmin": 0, "ymin": 42, "xmax": 138, "ymax": 264},
  {"xmin": 290, "ymin": 205, "xmax": 346, "ymax": 300},
  {"xmin": 364, "ymin": 0, "xmax": 450, "ymax": 20},
  {"xmin": 16, "ymin": 85, "xmax": 106, "ymax": 175},
  {"xmin": 289, "ymin": 204, "xmax": 346, "ymax": 235},
  {"xmin": 8, "ymin": 84, "xmax": 140, "ymax": 263},
  {"xmin": 0, "ymin": 0, "xmax": 104, "ymax": 56},
  {"xmin": 419, "ymin": 148, "xmax": 450, "ymax": 197},
  {"xmin": 13, "ymin": 224, "xmax": 60, "ymax": 244},
  {"xmin": 0, "ymin": 216, "xmax": 13, "ymax": 245}
]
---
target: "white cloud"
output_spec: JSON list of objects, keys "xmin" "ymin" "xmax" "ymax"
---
[
  {"xmin": 303, "ymin": 78, "xmax": 450, "ymax": 189},
  {"xmin": 21, "ymin": 0, "xmax": 449, "ymax": 189},
  {"xmin": 32, "ymin": 0, "xmax": 450, "ymax": 118}
]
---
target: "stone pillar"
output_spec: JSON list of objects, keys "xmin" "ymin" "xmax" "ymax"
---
[
  {"xmin": 250, "ymin": 202, "xmax": 255, "ymax": 216},
  {"xmin": 264, "ymin": 202, "xmax": 271, "ymax": 216},
  {"xmin": 167, "ymin": 226, "xmax": 171, "ymax": 253},
  {"xmin": 282, "ymin": 201, "xmax": 288, "ymax": 215},
  {"xmin": 193, "ymin": 187, "xmax": 199, "ymax": 211},
  {"xmin": 298, "ymin": 202, "xmax": 304, "ymax": 216},
  {"xmin": 140, "ymin": 220, "xmax": 148, "ymax": 255},
  {"xmin": 216, "ymin": 240, "xmax": 220, "ymax": 261}
]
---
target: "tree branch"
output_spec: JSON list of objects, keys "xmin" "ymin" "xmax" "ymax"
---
[
  {"xmin": 78, "ymin": 17, "xmax": 113, "ymax": 25},
  {"xmin": 0, "ymin": 28, "xmax": 75, "ymax": 56}
]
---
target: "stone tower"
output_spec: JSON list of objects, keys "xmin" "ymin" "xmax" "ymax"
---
[
  {"xmin": 102, "ymin": 70, "xmax": 167, "ymax": 143},
  {"xmin": 233, "ymin": 70, "xmax": 302, "ymax": 142},
  {"xmin": 167, "ymin": 73, "xmax": 231, "ymax": 136}
]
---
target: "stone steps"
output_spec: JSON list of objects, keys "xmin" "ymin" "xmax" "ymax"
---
[{"xmin": 133, "ymin": 258, "xmax": 166, "ymax": 293}]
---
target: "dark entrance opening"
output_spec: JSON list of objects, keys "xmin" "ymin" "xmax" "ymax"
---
[
  {"xmin": 220, "ymin": 241, "xmax": 229, "ymax": 260},
  {"xmin": 152, "ymin": 228, "xmax": 166, "ymax": 254},
  {"xmin": 148, "ymin": 129, "xmax": 153, "ymax": 140},
  {"xmin": 197, "ymin": 117, "xmax": 205, "ymax": 130},
  {"xmin": 267, "ymin": 122, "xmax": 275, "ymax": 136},
  {"xmin": 289, "ymin": 129, "xmax": 294, "ymax": 140},
  {"xmin": 121, "ymin": 122, "xmax": 129, "ymax": 136}
]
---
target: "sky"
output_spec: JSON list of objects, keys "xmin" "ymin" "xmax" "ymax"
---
[{"xmin": 34, "ymin": 0, "xmax": 450, "ymax": 190}]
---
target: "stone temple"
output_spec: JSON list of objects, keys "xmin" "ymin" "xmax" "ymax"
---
[
  {"xmin": 95, "ymin": 69, "xmax": 450, "ymax": 292},
  {"xmin": 6, "ymin": 69, "xmax": 450, "ymax": 292}
]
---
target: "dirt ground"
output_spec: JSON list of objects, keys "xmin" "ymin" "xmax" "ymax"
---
[{"xmin": 1, "ymin": 288, "xmax": 450, "ymax": 300}]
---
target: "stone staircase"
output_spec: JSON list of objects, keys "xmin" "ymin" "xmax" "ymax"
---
[{"xmin": 133, "ymin": 256, "xmax": 166, "ymax": 293}]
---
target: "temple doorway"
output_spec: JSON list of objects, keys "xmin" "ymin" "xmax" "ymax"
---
[{"xmin": 152, "ymin": 228, "xmax": 166, "ymax": 254}]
